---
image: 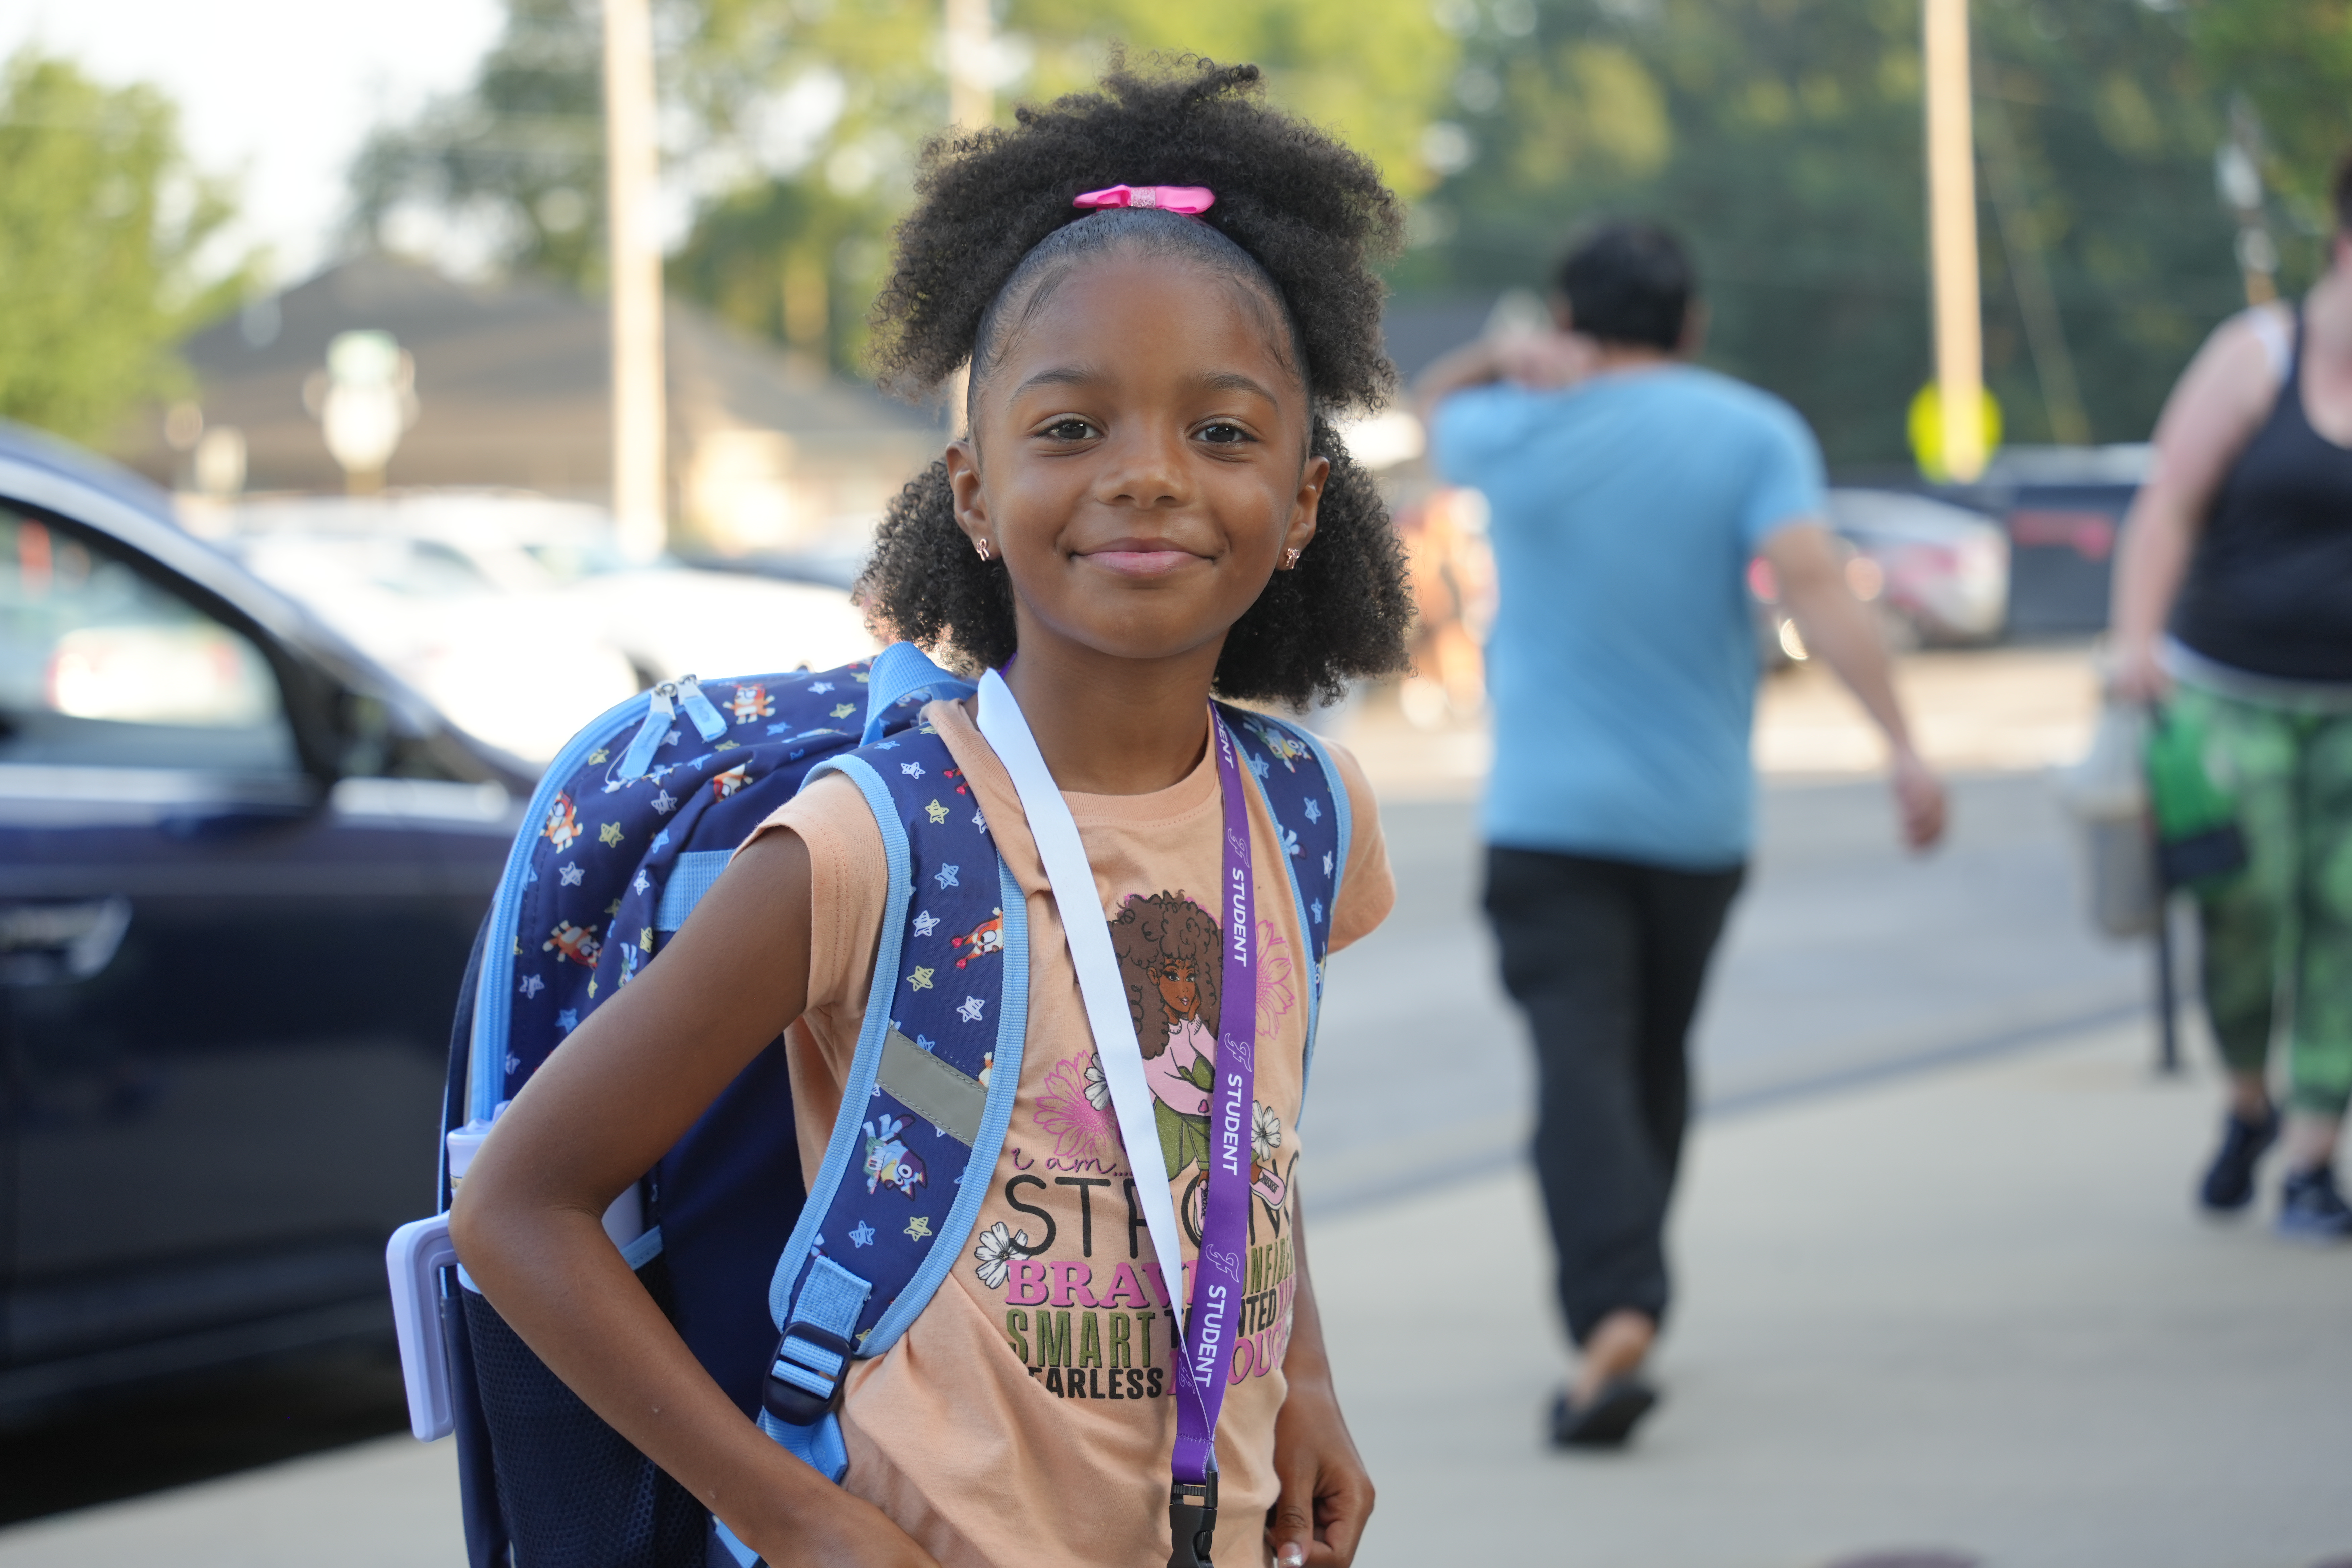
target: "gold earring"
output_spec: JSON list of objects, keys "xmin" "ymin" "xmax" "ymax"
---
[
  {"xmin": 976, "ymin": 539, "xmax": 992, "ymax": 562},
  {"xmin": 1284, "ymin": 547, "xmax": 1301, "ymax": 569}
]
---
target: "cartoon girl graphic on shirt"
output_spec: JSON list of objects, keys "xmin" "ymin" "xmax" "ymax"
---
[
  {"xmin": 1108, "ymin": 892, "xmax": 1291, "ymax": 1217},
  {"xmin": 1110, "ymin": 892, "xmax": 1221, "ymax": 1181}
]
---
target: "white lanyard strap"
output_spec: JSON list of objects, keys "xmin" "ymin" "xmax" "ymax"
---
[{"xmin": 974, "ymin": 671, "xmax": 1191, "ymax": 1330}]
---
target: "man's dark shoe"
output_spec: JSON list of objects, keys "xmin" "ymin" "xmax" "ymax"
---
[
  {"xmin": 2278, "ymin": 1165, "xmax": 2352, "ymax": 1241},
  {"xmin": 2199, "ymin": 1107, "xmax": 2278, "ymax": 1211},
  {"xmin": 1549, "ymin": 1378, "xmax": 1658, "ymax": 1449}
]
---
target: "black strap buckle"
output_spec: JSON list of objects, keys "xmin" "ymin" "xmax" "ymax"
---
[
  {"xmin": 1166, "ymin": 1470, "xmax": 1218, "ymax": 1568},
  {"xmin": 760, "ymin": 1320, "xmax": 854, "ymax": 1426}
]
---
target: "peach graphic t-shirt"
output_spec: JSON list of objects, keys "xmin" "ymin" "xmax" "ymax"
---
[{"xmin": 748, "ymin": 699, "xmax": 1392, "ymax": 1568}]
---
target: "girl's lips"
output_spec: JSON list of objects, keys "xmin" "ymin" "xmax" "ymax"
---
[{"xmin": 1081, "ymin": 548, "xmax": 1198, "ymax": 578}]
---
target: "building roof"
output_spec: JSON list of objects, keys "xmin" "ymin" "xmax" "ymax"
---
[{"xmin": 131, "ymin": 253, "xmax": 940, "ymax": 502}]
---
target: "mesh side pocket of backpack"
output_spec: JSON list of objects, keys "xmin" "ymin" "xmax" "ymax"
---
[{"xmin": 463, "ymin": 1253, "xmax": 708, "ymax": 1568}]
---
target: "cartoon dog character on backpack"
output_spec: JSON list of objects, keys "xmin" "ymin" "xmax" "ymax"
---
[
  {"xmin": 710, "ymin": 763, "xmax": 751, "ymax": 800},
  {"xmin": 728, "ymin": 684, "xmax": 774, "ymax": 725},
  {"xmin": 951, "ymin": 910, "xmax": 1004, "ymax": 968},
  {"xmin": 863, "ymin": 1112, "xmax": 928, "ymax": 1197},
  {"xmin": 542, "ymin": 792, "xmax": 583, "ymax": 851},
  {"xmin": 1245, "ymin": 718, "xmax": 1309, "ymax": 773},
  {"xmin": 544, "ymin": 920, "xmax": 601, "ymax": 968}
]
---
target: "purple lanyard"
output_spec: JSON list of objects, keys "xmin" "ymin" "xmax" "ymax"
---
[
  {"xmin": 1165, "ymin": 713, "xmax": 1256, "ymax": 1565},
  {"xmin": 969, "ymin": 674, "xmax": 1254, "ymax": 1566}
]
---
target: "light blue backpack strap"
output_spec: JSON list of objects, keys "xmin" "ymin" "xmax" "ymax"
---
[
  {"xmin": 862, "ymin": 641, "xmax": 975, "ymax": 744},
  {"xmin": 860, "ymin": 855, "xmax": 1028, "ymax": 1355},
  {"xmin": 762, "ymin": 754, "xmax": 914, "ymax": 1329},
  {"xmin": 749, "ymin": 743, "xmax": 1027, "ymax": 1488},
  {"xmin": 1287, "ymin": 723, "xmax": 1351, "ymax": 1114},
  {"xmin": 1223, "ymin": 709, "xmax": 1352, "ymax": 1120}
]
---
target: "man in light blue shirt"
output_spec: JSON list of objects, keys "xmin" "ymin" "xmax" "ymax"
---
[{"xmin": 1421, "ymin": 222, "xmax": 1945, "ymax": 1449}]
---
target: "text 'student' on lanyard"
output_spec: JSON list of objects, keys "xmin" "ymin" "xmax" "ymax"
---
[{"xmin": 973, "ymin": 670, "xmax": 1258, "ymax": 1568}]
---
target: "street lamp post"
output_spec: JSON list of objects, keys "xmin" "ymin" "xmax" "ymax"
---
[
  {"xmin": 1924, "ymin": 0, "xmax": 1986, "ymax": 483},
  {"xmin": 605, "ymin": 0, "xmax": 667, "ymax": 561}
]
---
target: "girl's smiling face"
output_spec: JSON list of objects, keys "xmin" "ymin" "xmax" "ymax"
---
[{"xmin": 944, "ymin": 253, "xmax": 1327, "ymax": 669}]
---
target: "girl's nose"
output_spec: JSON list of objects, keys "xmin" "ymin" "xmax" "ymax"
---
[{"xmin": 1094, "ymin": 425, "xmax": 1191, "ymax": 509}]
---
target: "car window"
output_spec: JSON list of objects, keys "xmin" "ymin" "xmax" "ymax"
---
[
  {"xmin": 519, "ymin": 537, "xmax": 635, "ymax": 584},
  {"xmin": 0, "ymin": 505, "xmax": 300, "ymax": 773}
]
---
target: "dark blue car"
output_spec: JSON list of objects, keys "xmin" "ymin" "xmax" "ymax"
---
[{"xmin": 0, "ymin": 421, "xmax": 525, "ymax": 1415}]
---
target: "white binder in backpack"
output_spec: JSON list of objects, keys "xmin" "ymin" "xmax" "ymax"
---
[{"xmin": 386, "ymin": 1104, "xmax": 649, "ymax": 1441}]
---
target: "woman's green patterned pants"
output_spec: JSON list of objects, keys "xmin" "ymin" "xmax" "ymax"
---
[{"xmin": 2171, "ymin": 684, "xmax": 2352, "ymax": 1117}]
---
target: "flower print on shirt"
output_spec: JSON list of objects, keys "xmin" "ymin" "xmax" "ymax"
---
[
  {"xmin": 1254, "ymin": 926, "xmax": 1296, "ymax": 1044},
  {"xmin": 1033, "ymin": 1051, "xmax": 1119, "ymax": 1166},
  {"xmin": 1250, "ymin": 1101, "xmax": 1288, "ymax": 1211},
  {"xmin": 970, "ymin": 1220, "xmax": 1037, "ymax": 1290},
  {"xmin": 1109, "ymin": 891, "xmax": 1223, "ymax": 1182}
]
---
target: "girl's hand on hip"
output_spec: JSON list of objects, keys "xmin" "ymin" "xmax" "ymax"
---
[
  {"xmin": 1267, "ymin": 1374, "xmax": 1375, "ymax": 1567},
  {"xmin": 752, "ymin": 1483, "xmax": 942, "ymax": 1568}
]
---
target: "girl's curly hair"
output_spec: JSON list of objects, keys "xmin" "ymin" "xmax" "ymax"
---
[{"xmin": 855, "ymin": 56, "xmax": 1415, "ymax": 709}]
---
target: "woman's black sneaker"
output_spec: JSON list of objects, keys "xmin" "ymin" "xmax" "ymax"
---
[
  {"xmin": 2199, "ymin": 1107, "xmax": 2278, "ymax": 1212},
  {"xmin": 2278, "ymin": 1165, "xmax": 2352, "ymax": 1241}
]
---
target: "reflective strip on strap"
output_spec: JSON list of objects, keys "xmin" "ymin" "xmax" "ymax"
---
[{"xmin": 876, "ymin": 1027, "xmax": 986, "ymax": 1146}]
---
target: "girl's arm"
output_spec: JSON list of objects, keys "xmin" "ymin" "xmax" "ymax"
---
[
  {"xmin": 2110, "ymin": 306, "xmax": 2287, "ymax": 701},
  {"xmin": 1267, "ymin": 1199, "xmax": 1374, "ymax": 1568},
  {"xmin": 450, "ymin": 830, "xmax": 938, "ymax": 1568}
]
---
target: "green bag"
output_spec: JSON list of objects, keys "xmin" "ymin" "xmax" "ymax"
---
[{"xmin": 2145, "ymin": 702, "xmax": 2249, "ymax": 888}]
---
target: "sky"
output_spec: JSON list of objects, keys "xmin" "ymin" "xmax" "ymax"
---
[{"xmin": 4, "ymin": 0, "xmax": 506, "ymax": 283}]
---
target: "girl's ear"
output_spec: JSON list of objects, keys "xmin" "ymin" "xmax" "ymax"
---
[
  {"xmin": 1283, "ymin": 454, "xmax": 1329, "ymax": 567},
  {"xmin": 944, "ymin": 438, "xmax": 991, "ymax": 553}
]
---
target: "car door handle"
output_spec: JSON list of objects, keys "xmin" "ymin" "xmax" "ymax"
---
[{"xmin": 0, "ymin": 896, "xmax": 132, "ymax": 986}]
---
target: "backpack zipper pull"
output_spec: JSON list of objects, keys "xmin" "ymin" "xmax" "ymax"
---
[
  {"xmin": 613, "ymin": 682, "xmax": 677, "ymax": 782},
  {"xmin": 676, "ymin": 674, "xmax": 731, "ymax": 741}
]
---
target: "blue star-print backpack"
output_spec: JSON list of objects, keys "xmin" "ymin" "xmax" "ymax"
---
[{"xmin": 385, "ymin": 642, "xmax": 1354, "ymax": 1568}]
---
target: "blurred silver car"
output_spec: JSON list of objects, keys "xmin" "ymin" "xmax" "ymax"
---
[
  {"xmin": 208, "ymin": 492, "xmax": 877, "ymax": 762},
  {"xmin": 1751, "ymin": 487, "xmax": 2010, "ymax": 663}
]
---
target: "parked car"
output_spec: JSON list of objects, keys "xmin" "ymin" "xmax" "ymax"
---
[
  {"xmin": 0, "ymin": 421, "xmax": 526, "ymax": 1417},
  {"xmin": 1943, "ymin": 443, "xmax": 2148, "ymax": 637},
  {"xmin": 1750, "ymin": 486, "xmax": 2011, "ymax": 665},
  {"xmin": 211, "ymin": 493, "xmax": 878, "ymax": 762}
]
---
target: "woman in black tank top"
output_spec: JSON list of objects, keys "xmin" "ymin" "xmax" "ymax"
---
[{"xmin": 2109, "ymin": 150, "xmax": 2352, "ymax": 1239}]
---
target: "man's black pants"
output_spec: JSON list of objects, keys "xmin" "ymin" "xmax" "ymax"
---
[{"xmin": 1483, "ymin": 846, "xmax": 1745, "ymax": 1346}]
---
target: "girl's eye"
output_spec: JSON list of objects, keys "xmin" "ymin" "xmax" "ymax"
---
[
  {"xmin": 1196, "ymin": 422, "xmax": 1252, "ymax": 447},
  {"xmin": 1041, "ymin": 418, "xmax": 1098, "ymax": 441}
]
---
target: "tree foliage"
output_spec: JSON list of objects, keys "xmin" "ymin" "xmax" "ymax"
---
[
  {"xmin": 1398, "ymin": 0, "xmax": 2247, "ymax": 466},
  {"xmin": 0, "ymin": 50, "xmax": 249, "ymax": 447},
  {"xmin": 349, "ymin": 0, "xmax": 1458, "ymax": 374},
  {"xmin": 2187, "ymin": 0, "xmax": 2352, "ymax": 247}
]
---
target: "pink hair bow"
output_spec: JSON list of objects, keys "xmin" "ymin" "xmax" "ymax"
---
[{"xmin": 1073, "ymin": 184, "xmax": 1216, "ymax": 216}]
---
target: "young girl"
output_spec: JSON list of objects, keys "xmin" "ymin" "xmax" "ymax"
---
[{"xmin": 453, "ymin": 58, "xmax": 1414, "ymax": 1568}]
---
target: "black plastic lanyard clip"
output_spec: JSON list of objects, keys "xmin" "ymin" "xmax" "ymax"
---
[{"xmin": 1166, "ymin": 1469, "xmax": 1218, "ymax": 1568}]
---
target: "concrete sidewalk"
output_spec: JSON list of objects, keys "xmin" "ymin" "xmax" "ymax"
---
[
  {"xmin": 5, "ymin": 1022, "xmax": 2345, "ymax": 1567},
  {"xmin": 1316, "ymin": 1023, "xmax": 2352, "ymax": 1568}
]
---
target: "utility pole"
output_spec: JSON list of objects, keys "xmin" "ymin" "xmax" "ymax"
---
[
  {"xmin": 605, "ymin": 0, "xmax": 666, "ymax": 561},
  {"xmin": 945, "ymin": 0, "xmax": 992, "ymax": 132},
  {"xmin": 1923, "ymin": 0, "xmax": 1986, "ymax": 482},
  {"xmin": 942, "ymin": 0, "xmax": 991, "ymax": 434}
]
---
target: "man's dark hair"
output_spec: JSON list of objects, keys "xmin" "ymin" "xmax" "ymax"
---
[
  {"xmin": 1552, "ymin": 221, "xmax": 1696, "ymax": 351},
  {"xmin": 857, "ymin": 56, "xmax": 1415, "ymax": 710},
  {"xmin": 2334, "ymin": 149, "xmax": 2352, "ymax": 236}
]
